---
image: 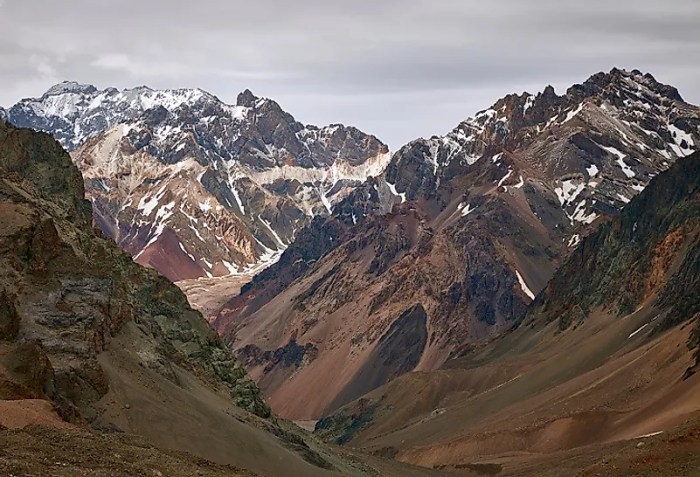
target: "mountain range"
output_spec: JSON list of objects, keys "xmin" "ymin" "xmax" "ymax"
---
[
  {"xmin": 0, "ymin": 117, "xmax": 439, "ymax": 477},
  {"xmin": 2, "ymin": 67, "xmax": 700, "ymax": 476},
  {"xmin": 213, "ymin": 68, "xmax": 700, "ymax": 419},
  {"xmin": 1, "ymin": 82, "xmax": 389, "ymax": 282}
]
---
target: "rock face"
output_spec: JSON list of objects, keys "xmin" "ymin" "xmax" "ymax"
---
[
  {"xmin": 3, "ymin": 82, "xmax": 389, "ymax": 282},
  {"xmin": 526, "ymin": 151, "xmax": 700, "ymax": 363},
  {"xmin": 0, "ymin": 118, "xmax": 269, "ymax": 420},
  {"xmin": 215, "ymin": 68, "xmax": 700, "ymax": 419}
]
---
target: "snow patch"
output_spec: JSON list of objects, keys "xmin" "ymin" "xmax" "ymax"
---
[
  {"xmin": 497, "ymin": 168, "xmax": 513, "ymax": 188},
  {"xmin": 561, "ymin": 103, "xmax": 584, "ymax": 124},
  {"xmin": 189, "ymin": 224, "xmax": 205, "ymax": 242},
  {"xmin": 386, "ymin": 180, "xmax": 407, "ymax": 203},
  {"xmin": 602, "ymin": 146, "xmax": 635, "ymax": 178},
  {"xmin": 258, "ymin": 215, "xmax": 286, "ymax": 249},
  {"xmin": 318, "ymin": 188, "xmax": 333, "ymax": 214},
  {"xmin": 199, "ymin": 199, "xmax": 212, "ymax": 214},
  {"xmin": 555, "ymin": 180, "xmax": 586, "ymax": 206},
  {"xmin": 568, "ymin": 234, "xmax": 581, "ymax": 248},
  {"xmin": 458, "ymin": 203, "xmax": 476, "ymax": 216},
  {"xmin": 628, "ymin": 324, "xmax": 649, "ymax": 339},
  {"xmin": 515, "ymin": 270, "xmax": 536, "ymax": 300},
  {"xmin": 231, "ymin": 185, "xmax": 245, "ymax": 215},
  {"xmin": 667, "ymin": 123, "xmax": 695, "ymax": 157},
  {"xmin": 222, "ymin": 260, "xmax": 239, "ymax": 275},
  {"xmin": 137, "ymin": 186, "xmax": 167, "ymax": 217},
  {"xmin": 178, "ymin": 242, "xmax": 197, "ymax": 263}
]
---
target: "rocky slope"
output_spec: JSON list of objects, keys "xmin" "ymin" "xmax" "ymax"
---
[
  {"xmin": 527, "ymin": 151, "xmax": 700, "ymax": 334},
  {"xmin": 3, "ymin": 82, "xmax": 389, "ymax": 282},
  {"xmin": 312, "ymin": 153, "xmax": 700, "ymax": 476},
  {"xmin": 0, "ymin": 117, "xmax": 268, "ymax": 418},
  {"xmin": 0, "ymin": 119, "xmax": 444, "ymax": 477},
  {"xmin": 215, "ymin": 68, "xmax": 700, "ymax": 419}
]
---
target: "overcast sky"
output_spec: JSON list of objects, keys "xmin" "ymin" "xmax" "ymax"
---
[{"xmin": 1, "ymin": 0, "xmax": 699, "ymax": 148}]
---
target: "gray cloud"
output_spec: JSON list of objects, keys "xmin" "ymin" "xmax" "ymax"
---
[{"xmin": 1, "ymin": 0, "xmax": 699, "ymax": 148}]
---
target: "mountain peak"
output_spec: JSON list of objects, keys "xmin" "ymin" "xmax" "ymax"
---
[
  {"xmin": 569, "ymin": 67, "xmax": 684, "ymax": 102},
  {"xmin": 43, "ymin": 81, "xmax": 98, "ymax": 98},
  {"xmin": 237, "ymin": 89, "xmax": 258, "ymax": 108},
  {"xmin": 541, "ymin": 84, "xmax": 558, "ymax": 99}
]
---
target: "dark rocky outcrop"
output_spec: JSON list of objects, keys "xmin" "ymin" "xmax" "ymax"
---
[
  {"xmin": 315, "ymin": 398, "xmax": 379, "ymax": 445},
  {"xmin": 526, "ymin": 152, "xmax": 700, "ymax": 333},
  {"xmin": 238, "ymin": 340, "xmax": 319, "ymax": 374}
]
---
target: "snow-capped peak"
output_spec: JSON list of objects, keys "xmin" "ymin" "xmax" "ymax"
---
[
  {"xmin": 42, "ymin": 81, "xmax": 98, "ymax": 98},
  {"xmin": 5, "ymin": 83, "xmax": 219, "ymax": 150}
]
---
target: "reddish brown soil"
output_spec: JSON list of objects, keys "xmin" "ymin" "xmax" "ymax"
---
[
  {"xmin": 0, "ymin": 399, "xmax": 76, "ymax": 430},
  {"xmin": 0, "ymin": 425, "xmax": 257, "ymax": 477},
  {"xmin": 323, "ymin": 307, "xmax": 700, "ymax": 476},
  {"xmin": 135, "ymin": 228, "xmax": 205, "ymax": 282}
]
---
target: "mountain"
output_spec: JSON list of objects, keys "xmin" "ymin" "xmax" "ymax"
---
[
  {"xmin": 214, "ymin": 68, "xmax": 700, "ymax": 419},
  {"xmin": 0, "ymin": 119, "xmax": 448, "ymax": 477},
  {"xmin": 314, "ymin": 153, "xmax": 700, "ymax": 476},
  {"xmin": 3, "ymin": 82, "xmax": 389, "ymax": 282}
]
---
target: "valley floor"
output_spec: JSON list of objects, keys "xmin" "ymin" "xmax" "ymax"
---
[
  {"xmin": 3, "ymin": 410, "xmax": 699, "ymax": 477},
  {"xmin": 316, "ymin": 306, "xmax": 700, "ymax": 476},
  {"xmin": 177, "ymin": 275, "xmax": 253, "ymax": 321},
  {"xmin": 0, "ymin": 397, "xmax": 453, "ymax": 477}
]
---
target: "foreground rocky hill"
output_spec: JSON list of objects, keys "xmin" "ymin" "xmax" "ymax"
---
[
  {"xmin": 215, "ymin": 68, "xmax": 700, "ymax": 419},
  {"xmin": 2, "ymin": 82, "xmax": 389, "ymax": 281},
  {"xmin": 0, "ymin": 117, "xmax": 267, "ymax": 419},
  {"xmin": 0, "ymin": 119, "xmax": 446, "ymax": 477},
  {"xmin": 314, "ymin": 153, "xmax": 700, "ymax": 476}
]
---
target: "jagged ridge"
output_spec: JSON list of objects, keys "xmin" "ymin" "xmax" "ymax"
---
[{"xmin": 3, "ymin": 83, "xmax": 390, "ymax": 282}]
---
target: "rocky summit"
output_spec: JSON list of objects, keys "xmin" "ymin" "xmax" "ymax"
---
[
  {"xmin": 215, "ymin": 69, "xmax": 700, "ymax": 419},
  {"xmin": 3, "ymin": 82, "xmax": 389, "ymax": 282}
]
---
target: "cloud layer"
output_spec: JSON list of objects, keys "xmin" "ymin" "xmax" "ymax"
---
[{"xmin": 1, "ymin": 0, "xmax": 699, "ymax": 147}]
